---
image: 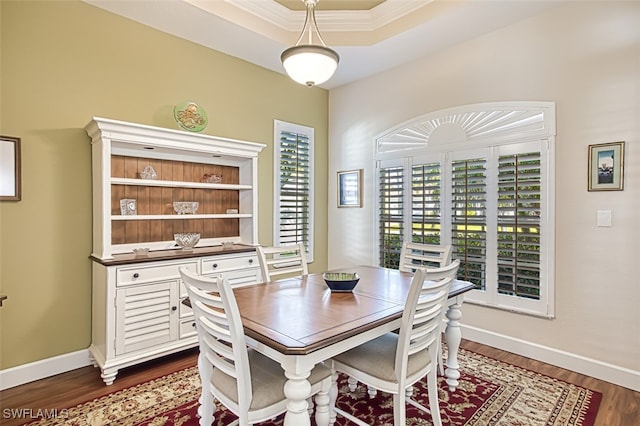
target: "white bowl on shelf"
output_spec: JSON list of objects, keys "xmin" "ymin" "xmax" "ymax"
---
[
  {"xmin": 174, "ymin": 233, "xmax": 200, "ymax": 250},
  {"xmin": 173, "ymin": 201, "xmax": 199, "ymax": 215}
]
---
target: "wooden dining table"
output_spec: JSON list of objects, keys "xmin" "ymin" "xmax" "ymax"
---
[{"xmin": 232, "ymin": 264, "xmax": 475, "ymax": 426}]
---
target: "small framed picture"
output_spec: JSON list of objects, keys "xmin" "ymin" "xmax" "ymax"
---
[
  {"xmin": 337, "ymin": 169, "xmax": 362, "ymax": 208},
  {"xmin": 0, "ymin": 135, "xmax": 21, "ymax": 201},
  {"xmin": 588, "ymin": 141, "xmax": 625, "ymax": 191}
]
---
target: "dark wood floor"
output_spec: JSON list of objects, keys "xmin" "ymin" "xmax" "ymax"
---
[{"xmin": 1, "ymin": 340, "xmax": 638, "ymax": 425}]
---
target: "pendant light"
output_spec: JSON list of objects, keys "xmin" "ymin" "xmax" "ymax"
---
[{"xmin": 281, "ymin": 0, "xmax": 340, "ymax": 87}]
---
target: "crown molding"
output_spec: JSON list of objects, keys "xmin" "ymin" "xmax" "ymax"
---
[{"xmin": 189, "ymin": 0, "xmax": 433, "ymax": 33}]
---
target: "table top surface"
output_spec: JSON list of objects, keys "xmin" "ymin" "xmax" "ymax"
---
[{"xmin": 234, "ymin": 265, "xmax": 475, "ymax": 355}]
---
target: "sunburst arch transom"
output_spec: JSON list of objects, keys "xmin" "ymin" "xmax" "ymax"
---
[{"xmin": 376, "ymin": 101, "xmax": 556, "ymax": 154}]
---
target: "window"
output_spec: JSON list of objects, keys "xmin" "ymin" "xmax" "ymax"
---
[
  {"xmin": 376, "ymin": 102, "xmax": 555, "ymax": 317},
  {"xmin": 411, "ymin": 162, "xmax": 443, "ymax": 246},
  {"xmin": 378, "ymin": 163, "xmax": 404, "ymax": 267},
  {"xmin": 496, "ymin": 150, "xmax": 542, "ymax": 300},
  {"xmin": 273, "ymin": 120, "xmax": 314, "ymax": 261},
  {"xmin": 451, "ymin": 155, "xmax": 488, "ymax": 288}
]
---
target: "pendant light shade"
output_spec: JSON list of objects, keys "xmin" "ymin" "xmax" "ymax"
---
[
  {"xmin": 281, "ymin": 45, "xmax": 339, "ymax": 87},
  {"xmin": 281, "ymin": 0, "xmax": 339, "ymax": 87}
]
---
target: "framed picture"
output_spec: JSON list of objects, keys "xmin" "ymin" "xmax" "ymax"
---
[
  {"xmin": 0, "ymin": 136, "xmax": 21, "ymax": 201},
  {"xmin": 588, "ymin": 141, "xmax": 625, "ymax": 191},
  {"xmin": 337, "ymin": 169, "xmax": 362, "ymax": 208}
]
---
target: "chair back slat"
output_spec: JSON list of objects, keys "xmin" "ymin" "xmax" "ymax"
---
[
  {"xmin": 396, "ymin": 260, "xmax": 460, "ymax": 378},
  {"xmin": 257, "ymin": 243, "xmax": 309, "ymax": 281},
  {"xmin": 399, "ymin": 242, "xmax": 452, "ymax": 272}
]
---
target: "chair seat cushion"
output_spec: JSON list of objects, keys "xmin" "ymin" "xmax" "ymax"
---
[
  {"xmin": 332, "ymin": 332, "xmax": 431, "ymax": 382},
  {"xmin": 212, "ymin": 349, "xmax": 330, "ymax": 410}
]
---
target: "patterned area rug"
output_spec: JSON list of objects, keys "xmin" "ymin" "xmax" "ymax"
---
[{"xmin": 27, "ymin": 349, "xmax": 601, "ymax": 426}]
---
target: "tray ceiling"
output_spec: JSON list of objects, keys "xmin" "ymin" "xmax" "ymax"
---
[{"xmin": 84, "ymin": 0, "xmax": 559, "ymax": 89}]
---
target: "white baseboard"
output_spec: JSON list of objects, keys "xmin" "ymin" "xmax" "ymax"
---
[
  {"xmin": 461, "ymin": 324, "xmax": 640, "ymax": 392},
  {"xmin": 2, "ymin": 330, "xmax": 638, "ymax": 393},
  {"xmin": 0, "ymin": 349, "xmax": 93, "ymax": 391}
]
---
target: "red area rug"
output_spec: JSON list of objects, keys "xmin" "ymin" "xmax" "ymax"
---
[{"xmin": 28, "ymin": 349, "xmax": 601, "ymax": 426}]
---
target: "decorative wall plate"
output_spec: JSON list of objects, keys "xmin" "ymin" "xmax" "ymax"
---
[{"xmin": 173, "ymin": 101, "xmax": 208, "ymax": 132}]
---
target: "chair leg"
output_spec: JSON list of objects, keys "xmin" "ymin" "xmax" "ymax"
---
[
  {"xmin": 197, "ymin": 352, "xmax": 215, "ymax": 426},
  {"xmin": 315, "ymin": 379, "xmax": 331, "ymax": 426},
  {"xmin": 198, "ymin": 392, "xmax": 215, "ymax": 426},
  {"xmin": 405, "ymin": 385, "xmax": 413, "ymax": 398},
  {"xmin": 437, "ymin": 334, "xmax": 445, "ymax": 376},
  {"xmin": 427, "ymin": 368, "xmax": 443, "ymax": 426},
  {"xmin": 329, "ymin": 370, "xmax": 339, "ymax": 425},
  {"xmin": 347, "ymin": 376, "xmax": 358, "ymax": 392},
  {"xmin": 367, "ymin": 385, "xmax": 378, "ymax": 399},
  {"xmin": 392, "ymin": 391, "xmax": 406, "ymax": 426}
]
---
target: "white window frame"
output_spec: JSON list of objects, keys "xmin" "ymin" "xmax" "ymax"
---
[
  {"xmin": 273, "ymin": 119, "xmax": 314, "ymax": 262},
  {"xmin": 375, "ymin": 102, "xmax": 555, "ymax": 318}
]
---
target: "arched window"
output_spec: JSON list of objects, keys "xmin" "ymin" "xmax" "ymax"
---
[{"xmin": 376, "ymin": 102, "xmax": 555, "ymax": 317}]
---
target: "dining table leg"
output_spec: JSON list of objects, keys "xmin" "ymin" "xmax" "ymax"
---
[
  {"xmin": 283, "ymin": 370, "xmax": 313, "ymax": 426},
  {"xmin": 444, "ymin": 300, "xmax": 463, "ymax": 391}
]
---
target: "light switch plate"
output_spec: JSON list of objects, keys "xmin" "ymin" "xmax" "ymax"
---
[{"xmin": 596, "ymin": 210, "xmax": 612, "ymax": 227}]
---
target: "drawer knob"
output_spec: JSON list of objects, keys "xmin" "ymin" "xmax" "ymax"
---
[
  {"xmin": 192, "ymin": 322, "xmax": 196, "ymax": 328},
  {"xmin": 212, "ymin": 263, "xmax": 218, "ymax": 269},
  {"xmin": 171, "ymin": 306, "xmax": 177, "ymax": 312},
  {"xmin": 133, "ymin": 273, "xmax": 139, "ymax": 279},
  {"xmin": 248, "ymin": 259, "xmax": 253, "ymax": 264}
]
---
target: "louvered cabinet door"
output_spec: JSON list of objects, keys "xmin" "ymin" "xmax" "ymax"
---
[{"xmin": 115, "ymin": 281, "xmax": 179, "ymax": 355}]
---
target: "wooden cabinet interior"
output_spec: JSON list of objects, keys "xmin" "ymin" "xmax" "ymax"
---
[{"xmin": 110, "ymin": 155, "xmax": 241, "ymax": 244}]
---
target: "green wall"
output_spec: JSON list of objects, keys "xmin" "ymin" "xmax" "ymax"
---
[{"xmin": 0, "ymin": 0, "xmax": 328, "ymax": 369}]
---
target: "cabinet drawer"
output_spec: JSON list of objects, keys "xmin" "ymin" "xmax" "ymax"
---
[
  {"xmin": 117, "ymin": 261, "xmax": 198, "ymax": 287},
  {"xmin": 180, "ymin": 318, "xmax": 197, "ymax": 339},
  {"xmin": 201, "ymin": 254, "xmax": 258, "ymax": 275}
]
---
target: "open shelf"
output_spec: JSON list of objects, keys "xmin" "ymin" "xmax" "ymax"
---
[{"xmin": 111, "ymin": 177, "xmax": 252, "ymax": 190}]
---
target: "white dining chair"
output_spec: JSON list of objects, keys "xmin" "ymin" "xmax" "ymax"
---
[
  {"xmin": 179, "ymin": 267, "xmax": 331, "ymax": 426},
  {"xmin": 348, "ymin": 242, "xmax": 455, "ymax": 397},
  {"xmin": 399, "ymin": 241, "xmax": 452, "ymax": 272},
  {"xmin": 256, "ymin": 242, "xmax": 309, "ymax": 282},
  {"xmin": 399, "ymin": 241, "xmax": 454, "ymax": 377},
  {"xmin": 329, "ymin": 260, "xmax": 460, "ymax": 426}
]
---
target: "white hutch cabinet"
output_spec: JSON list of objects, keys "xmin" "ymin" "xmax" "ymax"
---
[{"xmin": 85, "ymin": 117, "xmax": 265, "ymax": 384}]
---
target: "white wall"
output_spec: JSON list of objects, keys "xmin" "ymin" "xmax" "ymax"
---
[{"xmin": 328, "ymin": 1, "xmax": 640, "ymax": 384}]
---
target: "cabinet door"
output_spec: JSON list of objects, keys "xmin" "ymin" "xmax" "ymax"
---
[
  {"xmin": 201, "ymin": 253, "xmax": 260, "ymax": 287},
  {"xmin": 115, "ymin": 281, "xmax": 179, "ymax": 355}
]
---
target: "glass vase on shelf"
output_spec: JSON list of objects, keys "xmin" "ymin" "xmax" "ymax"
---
[{"xmin": 139, "ymin": 165, "xmax": 157, "ymax": 180}]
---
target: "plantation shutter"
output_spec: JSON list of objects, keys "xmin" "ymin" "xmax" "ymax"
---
[
  {"xmin": 451, "ymin": 157, "xmax": 488, "ymax": 290},
  {"xmin": 374, "ymin": 102, "xmax": 555, "ymax": 317},
  {"xmin": 378, "ymin": 164, "xmax": 404, "ymax": 268},
  {"xmin": 411, "ymin": 162, "xmax": 442, "ymax": 245},
  {"xmin": 497, "ymin": 151, "xmax": 542, "ymax": 300},
  {"xmin": 275, "ymin": 121, "xmax": 313, "ymax": 260}
]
